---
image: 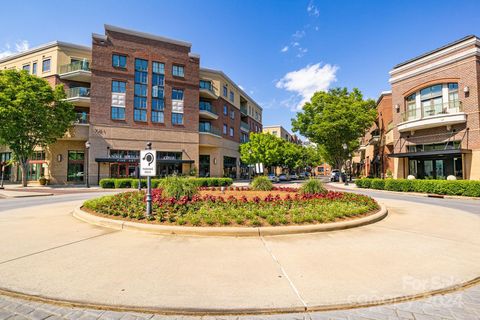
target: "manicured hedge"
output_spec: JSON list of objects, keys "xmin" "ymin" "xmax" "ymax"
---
[
  {"xmin": 99, "ymin": 177, "xmax": 233, "ymax": 189},
  {"xmin": 355, "ymin": 178, "xmax": 480, "ymax": 197}
]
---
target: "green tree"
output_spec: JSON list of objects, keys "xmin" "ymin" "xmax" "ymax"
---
[
  {"xmin": 281, "ymin": 142, "xmax": 303, "ymax": 170},
  {"xmin": 0, "ymin": 70, "xmax": 76, "ymax": 187},
  {"xmin": 240, "ymin": 133, "xmax": 285, "ymax": 171},
  {"xmin": 292, "ymin": 88, "xmax": 376, "ymax": 169}
]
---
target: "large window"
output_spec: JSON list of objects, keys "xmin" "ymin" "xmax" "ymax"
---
[
  {"xmin": 42, "ymin": 59, "xmax": 50, "ymax": 72},
  {"xmin": 172, "ymin": 65, "xmax": 184, "ymax": 77},
  {"xmin": 22, "ymin": 64, "xmax": 30, "ymax": 72},
  {"xmin": 112, "ymin": 54, "xmax": 127, "ymax": 68},
  {"xmin": 134, "ymin": 59, "xmax": 148, "ymax": 122},
  {"xmin": 172, "ymin": 89, "xmax": 184, "ymax": 100},
  {"xmin": 404, "ymin": 83, "xmax": 460, "ymax": 121},
  {"xmin": 152, "ymin": 61, "xmax": 165, "ymax": 123},
  {"xmin": 172, "ymin": 88, "xmax": 184, "ymax": 125},
  {"xmin": 32, "ymin": 62, "xmax": 37, "ymax": 75},
  {"xmin": 172, "ymin": 113, "xmax": 183, "ymax": 125},
  {"xmin": 229, "ymin": 91, "xmax": 234, "ymax": 102},
  {"xmin": 67, "ymin": 151, "xmax": 84, "ymax": 182},
  {"xmin": 223, "ymin": 86, "xmax": 227, "ymax": 97},
  {"xmin": 111, "ymin": 80, "xmax": 126, "ymax": 120}
]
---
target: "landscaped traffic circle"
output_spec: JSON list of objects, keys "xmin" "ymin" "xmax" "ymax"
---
[{"xmin": 80, "ymin": 183, "xmax": 385, "ymax": 236}]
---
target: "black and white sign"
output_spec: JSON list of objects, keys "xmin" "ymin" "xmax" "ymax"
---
[{"xmin": 140, "ymin": 150, "xmax": 157, "ymax": 176}]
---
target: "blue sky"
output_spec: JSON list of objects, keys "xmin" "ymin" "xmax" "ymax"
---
[{"xmin": 1, "ymin": 0, "xmax": 480, "ymax": 133}]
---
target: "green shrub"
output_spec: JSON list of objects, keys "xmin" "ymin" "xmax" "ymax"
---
[
  {"xmin": 159, "ymin": 176, "xmax": 199, "ymax": 200},
  {"xmin": 370, "ymin": 179, "xmax": 385, "ymax": 190},
  {"xmin": 131, "ymin": 179, "xmax": 147, "ymax": 189},
  {"xmin": 114, "ymin": 178, "xmax": 133, "ymax": 188},
  {"xmin": 299, "ymin": 179, "xmax": 327, "ymax": 195},
  {"xmin": 251, "ymin": 176, "xmax": 273, "ymax": 191},
  {"xmin": 356, "ymin": 178, "xmax": 480, "ymax": 197},
  {"xmin": 99, "ymin": 179, "xmax": 115, "ymax": 188}
]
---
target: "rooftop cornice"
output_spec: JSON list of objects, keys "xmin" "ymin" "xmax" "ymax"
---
[
  {"xmin": 104, "ymin": 24, "xmax": 192, "ymax": 48},
  {"xmin": 0, "ymin": 41, "xmax": 91, "ymax": 64}
]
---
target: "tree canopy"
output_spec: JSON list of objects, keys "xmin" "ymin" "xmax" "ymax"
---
[
  {"xmin": 292, "ymin": 87, "xmax": 376, "ymax": 169},
  {"xmin": 240, "ymin": 133, "xmax": 325, "ymax": 172},
  {"xmin": 0, "ymin": 70, "xmax": 76, "ymax": 186}
]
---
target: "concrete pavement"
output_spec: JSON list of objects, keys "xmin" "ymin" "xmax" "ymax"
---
[{"xmin": 0, "ymin": 193, "xmax": 479, "ymax": 315}]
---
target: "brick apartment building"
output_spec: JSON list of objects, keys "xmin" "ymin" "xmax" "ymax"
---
[
  {"xmin": 390, "ymin": 35, "xmax": 480, "ymax": 180},
  {"xmin": 0, "ymin": 25, "xmax": 263, "ymax": 184},
  {"xmin": 353, "ymin": 91, "xmax": 394, "ymax": 178}
]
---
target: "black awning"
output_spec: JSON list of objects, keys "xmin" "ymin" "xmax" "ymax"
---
[
  {"xmin": 389, "ymin": 149, "xmax": 471, "ymax": 159},
  {"xmin": 95, "ymin": 158, "xmax": 194, "ymax": 164}
]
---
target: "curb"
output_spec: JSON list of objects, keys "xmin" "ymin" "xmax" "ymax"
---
[
  {"xmin": 327, "ymin": 183, "xmax": 480, "ymax": 201},
  {"xmin": 0, "ymin": 276, "xmax": 478, "ymax": 316},
  {"xmin": 0, "ymin": 193, "xmax": 54, "ymax": 199},
  {"xmin": 72, "ymin": 205, "xmax": 388, "ymax": 237}
]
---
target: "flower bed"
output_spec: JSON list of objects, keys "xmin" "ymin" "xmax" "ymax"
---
[
  {"xmin": 83, "ymin": 189, "xmax": 379, "ymax": 227},
  {"xmin": 99, "ymin": 177, "xmax": 233, "ymax": 189}
]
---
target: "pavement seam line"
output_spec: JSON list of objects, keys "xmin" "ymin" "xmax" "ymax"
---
[
  {"xmin": 0, "ymin": 230, "xmax": 119, "ymax": 265},
  {"xmin": 259, "ymin": 235, "xmax": 308, "ymax": 311}
]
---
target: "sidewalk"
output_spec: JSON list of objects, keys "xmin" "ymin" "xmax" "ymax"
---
[{"xmin": 0, "ymin": 185, "xmax": 107, "ymax": 199}]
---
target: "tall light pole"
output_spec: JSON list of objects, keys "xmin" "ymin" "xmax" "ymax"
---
[
  {"xmin": 342, "ymin": 143, "xmax": 349, "ymax": 186},
  {"xmin": 85, "ymin": 141, "xmax": 91, "ymax": 188},
  {"xmin": 145, "ymin": 142, "xmax": 152, "ymax": 218},
  {"xmin": 0, "ymin": 164, "xmax": 5, "ymax": 189}
]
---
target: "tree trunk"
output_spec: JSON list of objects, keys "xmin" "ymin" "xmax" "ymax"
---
[{"xmin": 20, "ymin": 159, "xmax": 28, "ymax": 188}]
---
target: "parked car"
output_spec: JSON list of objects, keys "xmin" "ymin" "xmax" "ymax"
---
[
  {"xmin": 298, "ymin": 172, "xmax": 309, "ymax": 179},
  {"xmin": 290, "ymin": 173, "xmax": 299, "ymax": 180},
  {"xmin": 330, "ymin": 169, "xmax": 341, "ymax": 182},
  {"xmin": 267, "ymin": 174, "xmax": 279, "ymax": 182},
  {"xmin": 278, "ymin": 174, "xmax": 290, "ymax": 181}
]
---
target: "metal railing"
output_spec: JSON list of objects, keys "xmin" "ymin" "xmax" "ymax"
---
[
  {"xmin": 199, "ymin": 101, "xmax": 218, "ymax": 115},
  {"xmin": 59, "ymin": 60, "xmax": 90, "ymax": 74},
  {"xmin": 66, "ymin": 87, "xmax": 90, "ymax": 99},
  {"xmin": 402, "ymin": 100, "xmax": 462, "ymax": 122},
  {"xmin": 199, "ymin": 124, "xmax": 222, "ymax": 136},
  {"xmin": 240, "ymin": 121, "xmax": 250, "ymax": 131},
  {"xmin": 75, "ymin": 112, "xmax": 89, "ymax": 124}
]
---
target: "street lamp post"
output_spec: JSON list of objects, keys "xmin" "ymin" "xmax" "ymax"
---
[
  {"xmin": 0, "ymin": 164, "xmax": 5, "ymax": 189},
  {"xmin": 85, "ymin": 141, "xmax": 91, "ymax": 188},
  {"xmin": 145, "ymin": 142, "xmax": 152, "ymax": 218},
  {"xmin": 342, "ymin": 143, "xmax": 349, "ymax": 186}
]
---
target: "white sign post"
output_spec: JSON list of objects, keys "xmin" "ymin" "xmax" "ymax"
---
[{"xmin": 141, "ymin": 145, "xmax": 156, "ymax": 217}]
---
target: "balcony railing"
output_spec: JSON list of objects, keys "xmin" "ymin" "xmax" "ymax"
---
[
  {"xmin": 66, "ymin": 87, "xmax": 90, "ymax": 99},
  {"xmin": 199, "ymin": 125, "xmax": 222, "ymax": 136},
  {"xmin": 240, "ymin": 121, "xmax": 250, "ymax": 131},
  {"xmin": 75, "ymin": 112, "xmax": 89, "ymax": 124},
  {"xmin": 240, "ymin": 105, "xmax": 248, "ymax": 115},
  {"xmin": 199, "ymin": 80, "xmax": 214, "ymax": 92},
  {"xmin": 402, "ymin": 100, "xmax": 462, "ymax": 122},
  {"xmin": 59, "ymin": 60, "xmax": 90, "ymax": 74},
  {"xmin": 199, "ymin": 102, "xmax": 218, "ymax": 115}
]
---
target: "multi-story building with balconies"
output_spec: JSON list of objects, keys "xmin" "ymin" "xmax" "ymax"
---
[
  {"xmin": 389, "ymin": 35, "xmax": 480, "ymax": 180},
  {"xmin": 0, "ymin": 41, "xmax": 92, "ymax": 183},
  {"xmin": 0, "ymin": 25, "xmax": 263, "ymax": 184}
]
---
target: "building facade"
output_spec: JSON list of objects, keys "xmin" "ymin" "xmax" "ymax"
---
[
  {"xmin": 390, "ymin": 35, "xmax": 480, "ymax": 180},
  {"xmin": 354, "ymin": 91, "xmax": 394, "ymax": 178},
  {"xmin": 0, "ymin": 25, "xmax": 263, "ymax": 184}
]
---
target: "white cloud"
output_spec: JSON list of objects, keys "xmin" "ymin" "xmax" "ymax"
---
[
  {"xmin": 307, "ymin": 1, "xmax": 320, "ymax": 17},
  {"xmin": 296, "ymin": 47, "xmax": 308, "ymax": 58},
  {"xmin": 292, "ymin": 30, "xmax": 306, "ymax": 39},
  {"xmin": 0, "ymin": 40, "xmax": 30, "ymax": 59},
  {"xmin": 280, "ymin": 46, "xmax": 289, "ymax": 53},
  {"xmin": 276, "ymin": 63, "xmax": 338, "ymax": 111}
]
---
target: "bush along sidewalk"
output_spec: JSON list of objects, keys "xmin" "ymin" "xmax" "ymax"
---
[
  {"xmin": 99, "ymin": 177, "xmax": 233, "ymax": 189},
  {"xmin": 355, "ymin": 178, "xmax": 480, "ymax": 197}
]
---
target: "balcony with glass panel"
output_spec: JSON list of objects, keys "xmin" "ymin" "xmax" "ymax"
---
[
  {"xmin": 63, "ymin": 112, "xmax": 89, "ymax": 140},
  {"xmin": 398, "ymin": 100, "xmax": 466, "ymax": 133},
  {"xmin": 64, "ymin": 87, "xmax": 91, "ymax": 107},
  {"xmin": 240, "ymin": 121, "xmax": 250, "ymax": 133},
  {"xmin": 199, "ymin": 101, "xmax": 218, "ymax": 120},
  {"xmin": 199, "ymin": 80, "xmax": 217, "ymax": 99},
  {"xmin": 199, "ymin": 123, "xmax": 221, "ymax": 137},
  {"xmin": 240, "ymin": 105, "xmax": 248, "ymax": 116},
  {"xmin": 58, "ymin": 60, "xmax": 91, "ymax": 82}
]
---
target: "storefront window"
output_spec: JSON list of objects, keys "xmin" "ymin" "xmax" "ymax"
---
[
  {"xmin": 199, "ymin": 155, "xmax": 210, "ymax": 177},
  {"xmin": 223, "ymin": 156, "xmax": 237, "ymax": 178}
]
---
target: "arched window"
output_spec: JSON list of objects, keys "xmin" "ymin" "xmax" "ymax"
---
[{"xmin": 404, "ymin": 83, "xmax": 459, "ymax": 121}]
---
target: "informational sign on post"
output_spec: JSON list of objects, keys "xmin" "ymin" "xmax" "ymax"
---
[{"xmin": 140, "ymin": 150, "xmax": 157, "ymax": 177}]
